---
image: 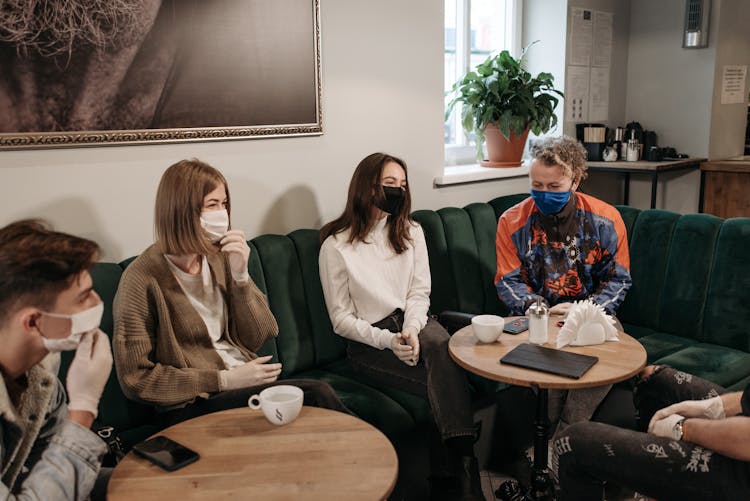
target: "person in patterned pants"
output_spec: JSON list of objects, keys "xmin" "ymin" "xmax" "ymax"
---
[{"xmin": 554, "ymin": 365, "xmax": 750, "ymax": 501}]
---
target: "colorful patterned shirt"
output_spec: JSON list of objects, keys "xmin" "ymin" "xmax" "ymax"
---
[{"xmin": 494, "ymin": 192, "xmax": 631, "ymax": 315}]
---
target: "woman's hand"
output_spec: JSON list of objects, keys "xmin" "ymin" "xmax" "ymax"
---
[
  {"xmin": 401, "ymin": 327, "xmax": 420, "ymax": 365},
  {"xmin": 220, "ymin": 229, "xmax": 250, "ymax": 281},
  {"xmin": 390, "ymin": 333, "xmax": 416, "ymax": 366},
  {"xmin": 220, "ymin": 355, "xmax": 283, "ymax": 390}
]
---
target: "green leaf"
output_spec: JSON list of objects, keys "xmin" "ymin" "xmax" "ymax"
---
[{"xmin": 446, "ymin": 43, "xmax": 562, "ymax": 143}]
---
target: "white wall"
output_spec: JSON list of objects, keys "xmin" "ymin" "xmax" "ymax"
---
[
  {"xmin": 522, "ymin": 0, "xmax": 568, "ymax": 142},
  {"xmin": 708, "ymin": 0, "xmax": 750, "ymax": 159},
  {"xmin": 564, "ymin": 0, "xmax": 631, "ymax": 135},
  {"xmin": 0, "ymin": 0, "xmax": 529, "ymax": 262},
  {"xmin": 621, "ymin": 0, "xmax": 717, "ymax": 213},
  {"xmin": 563, "ymin": 0, "xmax": 632, "ymax": 204}
]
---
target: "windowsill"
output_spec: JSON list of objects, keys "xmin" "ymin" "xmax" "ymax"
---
[{"xmin": 434, "ymin": 163, "xmax": 529, "ymax": 187}]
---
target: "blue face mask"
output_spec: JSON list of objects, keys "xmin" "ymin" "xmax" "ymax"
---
[{"xmin": 530, "ymin": 189, "xmax": 571, "ymax": 215}]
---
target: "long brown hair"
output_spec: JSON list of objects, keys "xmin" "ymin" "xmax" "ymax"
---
[
  {"xmin": 320, "ymin": 152, "xmax": 413, "ymax": 254},
  {"xmin": 154, "ymin": 159, "xmax": 231, "ymax": 255}
]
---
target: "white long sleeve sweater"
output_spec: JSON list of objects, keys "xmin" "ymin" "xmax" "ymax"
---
[{"xmin": 319, "ymin": 217, "xmax": 431, "ymax": 350}]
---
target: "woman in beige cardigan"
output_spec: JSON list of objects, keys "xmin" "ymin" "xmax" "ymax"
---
[{"xmin": 113, "ymin": 159, "xmax": 346, "ymax": 425}]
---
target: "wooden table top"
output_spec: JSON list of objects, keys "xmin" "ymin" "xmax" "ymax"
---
[
  {"xmin": 449, "ymin": 317, "xmax": 647, "ymax": 390},
  {"xmin": 108, "ymin": 406, "xmax": 398, "ymax": 501},
  {"xmin": 701, "ymin": 159, "xmax": 750, "ymax": 173},
  {"xmin": 587, "ymin": 157, "xmax": 705, "ymax": 172}
]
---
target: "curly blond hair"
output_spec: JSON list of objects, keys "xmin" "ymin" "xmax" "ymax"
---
[{"xmin": 529, "ymin": 136, "xmax": 588, "ymax": 183}]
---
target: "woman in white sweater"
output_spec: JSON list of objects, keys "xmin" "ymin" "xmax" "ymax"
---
[{"xmin": 319, "ymin": 152, "xmax": 483, "ymax": 501}]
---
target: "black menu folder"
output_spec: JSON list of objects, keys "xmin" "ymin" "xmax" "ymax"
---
[{"xmin": 500, "ymin": 343, "xmax": 599, "ymax": 379}]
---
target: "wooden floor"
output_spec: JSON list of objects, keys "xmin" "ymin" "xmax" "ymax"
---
[
  {"xmin": 480, "ymin": 469, "xmax": 510, "ymax": 499},
  {"xmin": 479, "ymin": 469, "xmax": 651, "ymax": 501}
]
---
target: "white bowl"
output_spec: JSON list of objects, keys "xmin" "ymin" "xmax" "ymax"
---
[{"xmin": 471, "ymin": 315, "xmax": 505, "ymax": 343}]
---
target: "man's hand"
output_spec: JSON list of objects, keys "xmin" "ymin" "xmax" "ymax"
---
[
  {"xmin": 66, "ymin": 330, "xmax": 113, "ymax": 422},
  {"xmin": 549, "ymin": 303, "xmax": 573, "ymax": 316},
  {"xmin": 649, "ymin": 396, "xmax": 725, "ymax": 431},
  {"xmin": 220, "ymin": 355, "xmax": 282, "ymax": 390},
  {"xmin": 390, "ymin": 333, "xmax": 416, "ymax": 366},
  {"xmin": 649, "ymin": 413, "xmax": 684, "ymax": 438}
]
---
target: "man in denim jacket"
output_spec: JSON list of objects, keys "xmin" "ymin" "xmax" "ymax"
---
[{"xmin": 0, "ymin": 220, "xmax": 112, "ymax": 499}]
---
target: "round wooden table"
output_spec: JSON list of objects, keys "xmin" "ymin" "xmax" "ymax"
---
[
  {"xmin": 108, "ymin": 406, "xmax": 398, "ymax": 501},
  {"xmin": 449, "ymin": 317, "xmax": 647, "ymax": 501}
]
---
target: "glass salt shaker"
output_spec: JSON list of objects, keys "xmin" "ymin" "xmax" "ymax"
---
[{"xmin": 528, "ymin": 298, "xmax": 549, "ymax": 345}]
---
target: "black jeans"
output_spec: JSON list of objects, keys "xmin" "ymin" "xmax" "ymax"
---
[
  {"xmin": 346, "ymin": 311, "xmax": 476, "ymax": 441},
  {"xmin": 158, "ymin": 379, "xmax": 349, "ymax": 427},
  {"xmin": 555, "ymin": 367, "xmax": 750, "ymax": 501}
]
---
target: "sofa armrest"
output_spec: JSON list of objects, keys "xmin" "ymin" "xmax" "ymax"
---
[{"xmin": 437, "ymin": 310, "xmax": 477, "ymax": 334}]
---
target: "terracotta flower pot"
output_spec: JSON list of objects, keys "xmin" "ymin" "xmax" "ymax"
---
[{"xmin": 481, "ymin": 123, "xmax": 530, "ymax": 167}]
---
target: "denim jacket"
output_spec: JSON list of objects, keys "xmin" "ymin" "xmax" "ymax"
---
[{"xmin": 1, "ymin": 361, "xmax": 107, "ymax": 500}]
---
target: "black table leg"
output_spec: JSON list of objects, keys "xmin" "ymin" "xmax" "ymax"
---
[
  {"xmin": 623, "ymin": 172, "xmax": 630, "ymax": 205},
  {"xmin": 496, "ymin": 388, "xmax": 554, "ymax": 501},
  {"xmin": 650, "ymin": 173, "xmax": 658, "ymax": 209},
  {"xmin": 698, "ymin": 170, "xmax": 706, "ymax": 213},
  {"xmin": 528, "ymin": 388, "xmax": 553, "ymax": 500}
]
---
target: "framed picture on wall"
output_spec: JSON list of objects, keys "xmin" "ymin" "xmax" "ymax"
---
[{"xmin": 0, "ymin": 0, "xmax": 321, "ymax": 149}]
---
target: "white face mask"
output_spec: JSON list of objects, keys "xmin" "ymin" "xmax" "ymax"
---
[
  {"xmin": 40, "ymin": 301, "xmax": 104, "ymax": 352},
  {"xmin": 200, "ymin": 209, "xmax": 229, "ymax": 243}
]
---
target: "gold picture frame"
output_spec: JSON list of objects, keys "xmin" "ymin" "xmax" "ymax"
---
[{"xmin": 0, "ymin": 0, "xmax": 322, "ymax": 149}]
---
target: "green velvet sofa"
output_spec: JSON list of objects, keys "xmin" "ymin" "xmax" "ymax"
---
[{"xmin": 59, "ymin": 194, "xmax": 750, "ymax": 453}]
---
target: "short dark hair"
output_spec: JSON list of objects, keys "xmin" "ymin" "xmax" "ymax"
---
[{"xmin": 0, "ymin": 220, "xmax": 99, "ymax": 327}]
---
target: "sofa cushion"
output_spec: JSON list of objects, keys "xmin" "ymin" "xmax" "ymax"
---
[
  {"xmin": 618, "ymin": 210, "xmax": 680, "ymax": 329},
  {"xmin": 701, "ymin": 218, "xmax": 750, "ymax": 351},
  {"xmin": 620, "ymin": 322, "xmax": 656, "ymax": 340},
  {"xmin": 637, "ymin": 332, "xmax": 698, "ymax": 363},
  {"xmin": 288, "ymin": 229, "xmax": 346, "ymax": 365},
  {"xmin": 488, "ymin": 194, "xmax": 530, "ymax": 219},
  {"xmin": 727, "ymin": 374, "xmax": 750, "ymax": 392},
  {"xmin": 657, "ymin": 214, "xmax": 723, "ymax": 340},
  {"xmin": 464, "ymin": 203, "xmax": 508, "ymax": 316},
  {"xmin": 615, "ymin": 205, "xmax": 640, "ymax": 244},
  {"xmin": 437, "ymin": 207, "xmax": 485, "ymax": 314},
  {"xmin": 324, "ymin": 359, "xmax": 431, "ymax": 425},
  {"xmin": 290, "ymin": 368, "xmax": 418, "ymax": 436},
  {"xmin": 412, "ymin": 210, "xmax": 459, "ymax": 314},
  {"xmin": 252, "ymin": 234, "xmax": 316, "ymax": 376},
  {"xmin": 248, "ymin": 240, "xmax": 281, "ymax": 361},
  {"xmin": 654, "ymin": 343, "xmax": 750, "ymax": 387}
]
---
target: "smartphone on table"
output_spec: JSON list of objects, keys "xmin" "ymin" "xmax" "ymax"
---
[
  {"xmin": 503, "ymin": 317, "xmax": 529, "ymax": 334},
  {"xmin": 132, "ymin": 436, "xmax": 200, "ymax": 471}
]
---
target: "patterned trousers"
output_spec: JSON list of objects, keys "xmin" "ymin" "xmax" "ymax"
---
[{"xmin": 554, "ymin": 367, "xmax": 750, "ymax": 501}]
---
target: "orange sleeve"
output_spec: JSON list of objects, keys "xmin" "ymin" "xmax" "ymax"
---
[{"xmin": 495, "ymin": 215, "xmax": 522, "ymax": 284}]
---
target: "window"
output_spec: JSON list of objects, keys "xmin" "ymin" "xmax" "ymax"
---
[{"xmin": 445, "ymin": 0, "xmax": 521, "ymax": 165}]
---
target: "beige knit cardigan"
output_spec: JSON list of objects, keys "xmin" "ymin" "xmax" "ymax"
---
[{"xmin": 112, "ymin": 244, "xmax": 278, "ymax": 408}]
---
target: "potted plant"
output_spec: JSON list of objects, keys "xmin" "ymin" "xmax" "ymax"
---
[{"xmin": 446, "ymin": 45, "xmax": 563, "ymax": 167}]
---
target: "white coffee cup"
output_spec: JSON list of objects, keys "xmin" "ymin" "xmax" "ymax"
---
[
  {"xmin": 248, "ymin": 385, "xmax": 303, "ymax": 425},
  {"xmin": 471, "ymin": 315, "xmax": 505, "ymax": 343}
]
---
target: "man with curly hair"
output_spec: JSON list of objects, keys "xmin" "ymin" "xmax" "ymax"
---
[
  {"xmin": 493, "ymin": 136, "xmax": 633, "ymax": 471},
  {"xmin": 495, "ymin": 134, "xmax": 631, "ymax": 318}
]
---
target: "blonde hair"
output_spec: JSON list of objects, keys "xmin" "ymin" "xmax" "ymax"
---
[
  {"xmin": 529, "ymin": 135, "xmax": 588, "ymax": 183},
  {"xmin": 154, "ymin": 159, "xmax": 230, "ymax": 255}
]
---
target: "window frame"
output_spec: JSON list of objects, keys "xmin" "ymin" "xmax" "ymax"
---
[{"xmin": 444, "ymin": 0, "xmax": 522, "ymax": 166}]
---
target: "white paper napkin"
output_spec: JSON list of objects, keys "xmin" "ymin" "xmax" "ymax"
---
[{"xmin": 556, "ymin": 300, "xmax": 619, "ymax": 348}]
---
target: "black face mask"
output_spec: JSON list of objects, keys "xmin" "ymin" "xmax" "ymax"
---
[{"xmin": 376, "ymin": 186, "xmax": 405, "ymax": 215}]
